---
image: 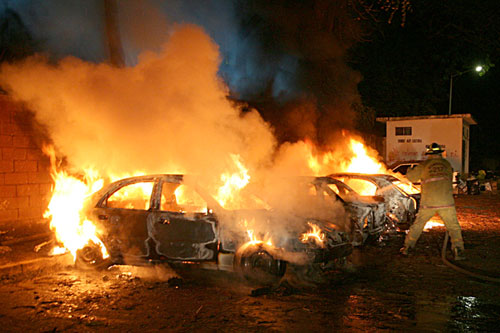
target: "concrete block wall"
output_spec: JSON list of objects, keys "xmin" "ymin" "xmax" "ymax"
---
[{"xmin": 0, "ymin": 94, "xmax": 52, "ymax": 232}]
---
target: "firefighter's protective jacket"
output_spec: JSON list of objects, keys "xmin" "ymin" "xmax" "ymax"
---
[{"xmin": 406, "ymin": 155, "xmax": 454, "ymax": 208}]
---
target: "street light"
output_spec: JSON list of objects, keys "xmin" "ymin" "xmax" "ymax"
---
[{"xmin": 448, "ymin": 65, "xmax": 483, "ymax": 115}]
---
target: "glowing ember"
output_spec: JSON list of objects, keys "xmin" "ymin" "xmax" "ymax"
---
[
  {"xmin": 216, "ymin": 154, "xmax": 250, "ymax": 208},
  {"xmin": 43, "ymin": 146, "xmax": 108, "ymax": 261},
  {"xmin": 300, "ymin": 222, "xmax": 325, "ymax": 247}
]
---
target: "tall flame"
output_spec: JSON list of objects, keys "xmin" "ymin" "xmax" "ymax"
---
[
  {"xmin": 43, "ymin": 146, "xmax": 108, "ymax": 261},
  {"xmin": 344, "ymin": 139, "xmax": 386, "ymax": 174},
  {"xmin": 306, "ymin": 137, "xmax": 387, "ymax": 176},
  {"xmin": 216, "ymin": 154, "xmax": 250, "ymax": 208},
  {"xmin": 304, "ymin": 137, "xmax": 420, "ymax": 196}
]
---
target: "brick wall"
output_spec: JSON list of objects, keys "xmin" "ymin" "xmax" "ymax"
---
[{"xmin": 0, "ymin": 94, "xmax": 52, "ymax": 234}]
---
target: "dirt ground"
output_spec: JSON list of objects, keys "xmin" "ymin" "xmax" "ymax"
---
[{"xmin": 0, "ymin": 193, "xmax": 499, "ymax": 332}]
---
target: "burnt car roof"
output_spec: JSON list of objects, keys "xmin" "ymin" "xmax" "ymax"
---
[
  {"xmin": 327, "ymin": 173, "xmax": 419, "ymax": 197},
  {"xmin": 316, "ymin": 176, "xmax": 385, "ymax": 205},
  {"xmin": 328, "ymin": 173, "xmax": 399, "ymax": 183},
  {"xmin": 89, "ymin": 174, "xmax": 226, "ymax": 212},
  {"xmin": 110, "ymin": 174, "xmax": 184, "ymax": 183}
]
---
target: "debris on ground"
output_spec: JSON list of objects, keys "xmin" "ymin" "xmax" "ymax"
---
[{"xmin": 167, "ymin": 277, "xmax": 183, "ymax": 288}]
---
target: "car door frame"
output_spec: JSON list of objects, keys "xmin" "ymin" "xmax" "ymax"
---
[
  {"xmin": 146, "ymin": 176, "xmax": 219, "ymax": 262},
  {"xmin": 92, "ymin": 175, "xmax": 161, "ymax": 260}
]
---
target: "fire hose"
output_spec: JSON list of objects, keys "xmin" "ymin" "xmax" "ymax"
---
[{"xmin": 441, "ymin": 232, "xmax": 500, "ymax": 283}]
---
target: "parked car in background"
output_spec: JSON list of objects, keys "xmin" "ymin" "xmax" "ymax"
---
[
  {"xmin": 328, "ymin": 173, "xmax": 420, "ymax": 231},
  {"xmin": 390, "ymin": 161, "xmax": 420, "ymax": 176},
  {"xmin": 77, "ymin": 174, "xmax": 352, "ymax": 286}
]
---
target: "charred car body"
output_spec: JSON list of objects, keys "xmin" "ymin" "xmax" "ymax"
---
[
  {"xmin": 328, "ymin": 173, "xmax": 420, "ymax": 230},
  {"xmin": 78, "ymin": 174, "xmax": 352, "ymax": 285},
  {"xmin": 311, "ymin": 177, "xmax": 387, "ymax": 246}
]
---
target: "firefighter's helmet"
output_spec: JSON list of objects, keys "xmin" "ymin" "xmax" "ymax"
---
[{"xmin": 425, "ymin": 142, "xmax": 444, "ymax": 155}]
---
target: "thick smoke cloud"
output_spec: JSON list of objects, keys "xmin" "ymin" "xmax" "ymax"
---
[
  {"xmin": 231, "ymin": 0, "xmax": 364, "ymax": 145},
  {"xmin": 0, "ymin": 21, "xmax": 356, "ymax": 241},
  {"xmin": 4, "ymin": 0, "xmax": 366, "ymax": 147},
  {"xmin": 0, "ymin": 25, "xmax": 276, "ymax": 184},
  {"xmin": 0, "ymin": 1, "xmax": 376, "ymax": 239}
]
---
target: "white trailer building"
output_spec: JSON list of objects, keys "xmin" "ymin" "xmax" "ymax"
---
[{"xmin": 376, "ymin": 114, "xmax": 477, "ymax": 174}]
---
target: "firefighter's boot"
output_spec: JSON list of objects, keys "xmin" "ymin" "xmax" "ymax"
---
[{"xmin": 399, "ymin": 246, "xmax": 413, "ymax": 256}]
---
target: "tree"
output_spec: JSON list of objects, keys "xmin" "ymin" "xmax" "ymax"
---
[
  {"xmin": 349, "ymin": 0, "xmax": 500, "ymax": 117},
  {"xmin": 0, "ymin": 8, "xmax": 35, "ymax": 62}
]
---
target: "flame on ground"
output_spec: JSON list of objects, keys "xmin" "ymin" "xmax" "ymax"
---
[
  {"xmin": 423, "ymin": 216, "xmax": 444, "ymax": 231},
  {"xmin": 300, "ymin": 222, "xmax": 325, "ymax": 247},
  {"xmin": 43, "ymin": 145, "xmax": 108, "ymax": 261}
]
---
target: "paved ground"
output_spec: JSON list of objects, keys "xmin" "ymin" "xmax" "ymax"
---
[{"xmin": 0, "ymin": 193, "xmax": 499, "ymax": 332}]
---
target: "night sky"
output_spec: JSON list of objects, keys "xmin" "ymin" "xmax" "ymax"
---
[{"xmin": 1, "ymin": 0, "xmax": 499, "ymax": 171}]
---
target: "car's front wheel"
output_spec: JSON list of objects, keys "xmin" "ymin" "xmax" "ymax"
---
[
  {"xmin": 234, "ymin": 243, "xmax": 287, "ymax": 287},
  {"xmin": 75, "ymin": 241, "xmax": 111, "ymax": 270}
]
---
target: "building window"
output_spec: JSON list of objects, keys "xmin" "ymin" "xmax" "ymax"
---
[{"xmin": 395, "ymin": 127, "xmax": 412, "ymax": 136}]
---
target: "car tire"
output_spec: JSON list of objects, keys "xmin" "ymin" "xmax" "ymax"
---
[
  {"xmin": 234, "ymin": 243, "xmax": 287, "ymax": 287},
  {"xmin": 75, "ymin": 241, "xmax": 111, "ymax": 271}
]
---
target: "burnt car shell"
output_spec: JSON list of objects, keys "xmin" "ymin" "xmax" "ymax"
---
[
  {"xmin": 81, "ymin": 174, "xmax": 352, "ymax": 284},
  {"xmin": 313, "ymin": 177, "xmax": 387, "ymax": 245},
  {"xmin": 328, "ymin": 173, "xmax": 420, "ymax": 230}
]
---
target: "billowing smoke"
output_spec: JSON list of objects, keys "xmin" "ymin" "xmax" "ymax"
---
[
  {"xmin": 0, "ymin": 25, "xmax": 276, "ymax": 180},
  {"xmin": 230, "ymin": 0, "xmax": 364, "ymax": 145},
  {"xmin": 0, "ymin": 23, "xmax": 353, "ymax": 241},
  {"xmin": 0, "ymin": 1, "xmax": 383, "ymax": 250},
  {"xmin": 4, "ymin": 0, "xmax": 366, "ymax": 146}
]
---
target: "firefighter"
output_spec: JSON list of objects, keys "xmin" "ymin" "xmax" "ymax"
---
[{"xmin": 400, "ymin": 143, "xmax": 466, "ymax": 260}]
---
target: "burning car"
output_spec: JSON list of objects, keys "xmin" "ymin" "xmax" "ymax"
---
[
  {"xmin": 328, "ymin": 173, "xmax": 420, "ymax": 230},
  {"xmin": 311, "ymin": 177, "xmax": 388, "ymax": 246},
  {"xmin": 76, "ymin": 174, "xmax": 352, "ymax": 285}
]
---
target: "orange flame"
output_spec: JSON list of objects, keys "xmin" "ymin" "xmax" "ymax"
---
[
  {"xmin": 423, "ymin": 216, "xmax": 444, "ymax": 231},
  {"xmin": 306, "ymin": 137, "xmax": 387, "ymax": 176},
  {"xmin": 392, "ymin": 180, "xmax": 421, "ymax": 195},
  {"xmin": 306, "ymin": 145, "xmax": 336, "ymax": 176},
  {"xmin": 300, "ymin": 222, "xmax": 325, "ymax": 247},
  {"xmin": 216, "ymin": 154, "xmax": 250, "ymax": 208},
  {"xmin": 43, "ymin": 146, "xmax": 108, "ymax": 261},
  {"xmin": 246, "ymin": 229, "xmax": 273, "ymax": 246},
  {"xmin": 344, "ymin": 139, "xmax": 386, "ymax": 174}
]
